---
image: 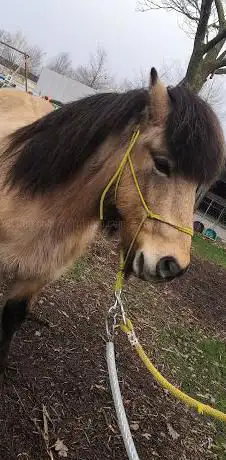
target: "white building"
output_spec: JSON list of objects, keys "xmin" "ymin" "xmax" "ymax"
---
[
  {"xmin": 35, "ymin": 67, "xmax": 96, "ymax": 103},
  {"xmin": 194, "ymin": 172, "xmax": 226, "ymax": 242}
]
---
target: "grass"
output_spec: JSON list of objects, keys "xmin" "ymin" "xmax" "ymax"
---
[
  {"xmin": 192, "ymin": 234, "xmax": 226, "ymax": 268},
  {"xmin": 158, "ymin": 326, "xmax": 226, "ymax": 458},
  {"xmin": 67, "ymin": 257, "xmax": 89, "ymax": 281}
]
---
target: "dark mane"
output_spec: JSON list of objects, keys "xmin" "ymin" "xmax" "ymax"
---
[
  {"xmin": 167, "ymin": 85, "xmax": 225, "ymax": 184},
  {"xmin": 4, "ymin": 86, "xmax": 225, "ymax": 195},
  {"xmin": 4, "ymin": 90, "xmax": 149, "ymax": 194}
]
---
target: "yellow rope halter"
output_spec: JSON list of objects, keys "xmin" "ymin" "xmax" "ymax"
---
[
  {"xmin": 100, "ymin": 128, "xmax": 193, "ymax": 286},
  {"xmin": 100, "ymin": 128, "xmax": 193, "ymax": 236}
]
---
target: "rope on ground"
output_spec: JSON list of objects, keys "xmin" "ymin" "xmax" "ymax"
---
[
  {"xmin": 106, "ymin": 341, "xmax": 140, "ymax": 460},
  {"xmin": 121, "ymin": 318, "xmax": 226, "ymax": 423}
]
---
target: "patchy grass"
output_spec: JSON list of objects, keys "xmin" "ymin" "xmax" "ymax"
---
[
  {"xmin": 157, "ymin": 326, "xmax": 226, "ymax": 458},
  {"xmin": 192, "ymin": 234, "xmax": 226, "ymax": 268},
  {"xmin": 67, "ymin": 257, "xmax": 90, "ymax": 281}
]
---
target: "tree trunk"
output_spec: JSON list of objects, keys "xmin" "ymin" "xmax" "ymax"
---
[{"xmin": 182, "ymin": 38, "xmax": 226, "ymax": 93}]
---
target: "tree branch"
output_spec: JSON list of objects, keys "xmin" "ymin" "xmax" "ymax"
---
[
  {"xmin": 214, "ymin": 0, "xmax": 225, "ymax": 30},
  {"xmin": 203, "ymin": 27, "xmax": 226, "ymax": 52},
  {"xmin": 137, "ymin": 0, "xmax": 171, "ymax": 11},
  {"xmin": 208, "ymin": 21, "xmax": 220, "ymax": 29},
  {"xmin": 192, "ymin": 0, "xmax": 201, "ymax": 15},
  {"xmin": 137, "ymin": 0, "xmax": 199, "ymax": 21},
  {"xmin": 216, "ymin": 50, "xmax": 226, "ymax": 62},
  {"xmin": 194, "ymin": 0, "xmax": 213, "ymax": 47},
  {"xmin": 210, "ymin": 57, "xmax": 226, "ymax": 77},
  {"xmin": 215, "ymin": 67, "xmax": 226, "ymax": 74},
  {"xmin": 215, "ymin": 58, "xmax": 226, "ymax": 68}
]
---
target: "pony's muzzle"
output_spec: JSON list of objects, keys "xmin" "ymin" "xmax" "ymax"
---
[{"xmin": 133, "ymin": 251, "xmax": 187, "ymax": 281}]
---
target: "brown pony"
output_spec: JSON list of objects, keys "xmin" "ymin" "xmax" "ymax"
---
[{"xmin": 0, "ymin": 68, "xmax": 224, "ymax": 373}]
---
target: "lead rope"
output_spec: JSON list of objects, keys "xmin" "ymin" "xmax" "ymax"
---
[
  {"xmin": 106, "ymin": 342, "xmax": 140, "ymax": 460},
  {"xmin": 120, "ymin": 318, "xmax": 226, "ymax": 423},
  {"xmin": 106, "ymin": 251, "xmax": 140, "ymax": 460}
]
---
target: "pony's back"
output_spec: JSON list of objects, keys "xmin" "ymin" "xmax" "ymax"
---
[{"xmin": 0, "ymin": 89, "xmax": 53, "ymax": 139}]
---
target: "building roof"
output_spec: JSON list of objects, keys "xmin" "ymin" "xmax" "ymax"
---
[{"xmin": 35, "ymin": 67, "xmax": 96, "ymax": 103}]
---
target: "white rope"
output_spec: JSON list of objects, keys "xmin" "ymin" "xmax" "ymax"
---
[{"xmin": 106, "ymin": 341, "xmax": 140, "ymax": 460}]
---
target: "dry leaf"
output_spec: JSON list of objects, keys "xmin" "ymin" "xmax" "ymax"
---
[
  {"xmin": 55, "ymin": 439, "xmax": 68, "ymax": 458},
  {"xmin": 166, "ymin": 423, "xmax": 180, "ymax": 440},
  {"xmin": 130, "ymin": 423, "xmax": 139, "ymax": 431},
  {"xmin": 142, "ymin": 432, "xmax": 152, "ymax": 440},
  {"xmin": 43, "ymin": 405, "xmax": 51, "ymax": 443},
  {"xmin": 93, "ymin": 384, "xmax": 106, "ymax": 391}
]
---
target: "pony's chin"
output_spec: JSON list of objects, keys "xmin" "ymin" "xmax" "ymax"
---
[
  {"xmin": 135, "ymin": 274, "xmax": 171, "ymax": 283},
  {"xmin": 124, "ymin": 259, "xmax": 174, "ymax": 283},
  {"xmin": 132, "ymin": 272, "xmax": 173, "ymax": 283}
]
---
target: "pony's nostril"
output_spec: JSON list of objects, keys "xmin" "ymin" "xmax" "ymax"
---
[{"xmin": 156, "ymin": 256, "xmax": 182, "ymax": 279}]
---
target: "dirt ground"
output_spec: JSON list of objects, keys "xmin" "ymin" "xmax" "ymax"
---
[{"xmin": 0, "ymin": 235, "xmax": 225, "ymax": 460}]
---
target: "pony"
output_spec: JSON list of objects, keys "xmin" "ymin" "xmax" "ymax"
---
[{"xmin": 0, "ymin": 68, "xmax": 224, "ymax": 373}]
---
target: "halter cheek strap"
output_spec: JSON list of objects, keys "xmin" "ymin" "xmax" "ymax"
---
[{"xmin": 100, "ymin": 128, "xmax": 193, "ymax": 239}]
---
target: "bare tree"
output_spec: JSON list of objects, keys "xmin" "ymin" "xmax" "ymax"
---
[
  {"xmin": 137, "ymin": 0, "xmax": 226, "ymax": 92},
  {"xmin": 118, "ymin": 78, "xmax": 135, "ymax": 91},
  {"xmin": 118, "ymin": 68, "xmax": 149, "ymax": 91},
  {"xmin": 47, "ymin": 52, "xmax": 73, "ymax": 76},
  {"xmin": 27, "ymin": 45, "xmax": 45, "ymax": 75},
  {"xmin": 0, "ymin": 30, "xmax": 27, "ymax": 67},
  {"xmin": 0, "ymin": 29, "xmax": 44, "ymax": 75},
  {"xmin": 0, "ymin": 29, "xmax": 10, "ymax": 44},
  {"xmin": 132, "ymin": 69, "xmax": 148, "ymax": 87},
  {"xmin": 159, "ymin": 59, "xmax": 225, "ymax": 108},
  {"xmin": 73, "ymin": 47, "xmax": 113, "ymax": 90}
]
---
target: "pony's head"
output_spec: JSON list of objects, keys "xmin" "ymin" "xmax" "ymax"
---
[{"xmin": 103, "ymin": 69, "xmax": 225, "ymax": 281}]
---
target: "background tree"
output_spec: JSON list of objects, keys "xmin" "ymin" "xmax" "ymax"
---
[
  {"xmin": 137, "ymin": 0, "xmax": 226, "ymax": 93},
  {"xmin": 117, "ymin": 68, "xmax": 149, "ymax": 90},
  {"xmin": 47, "ymin": 52, "xmax": 73, "ymax": 76},
  {"xmin": 26, "ymin": 45, "xmax": 45, "ymax": 75},
  {"xmin": 159, "ymin": 59, "xmax": 224, "ymax": 110},
  {"xmin": 0, "ymin": 29, "xmax": 44, "ymax": 75},
  {"xmin": 73, "ymin": 47, "xmax": 114, "ymax": 90},
  {"xmin": 0, "ymin": 30, "xmax": 27, "ymax": 66}
]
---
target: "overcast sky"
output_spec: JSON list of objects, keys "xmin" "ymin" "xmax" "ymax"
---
[
  {"xmin": 0, "ymin": 0, "xmax": 193, "ymax": 77},
  {"xmin": 1, "ymin": 0, "xmax": 226, "ymax": 130}
]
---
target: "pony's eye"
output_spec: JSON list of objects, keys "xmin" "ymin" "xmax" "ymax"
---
[{"xmin": 153, "ymin": 157, "xmax": 171, "ymax": 176}]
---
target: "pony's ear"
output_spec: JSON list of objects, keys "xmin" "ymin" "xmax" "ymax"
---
[{"xmin": 149, "ymin": 68, "xmax": 169, "ymax": 124}]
